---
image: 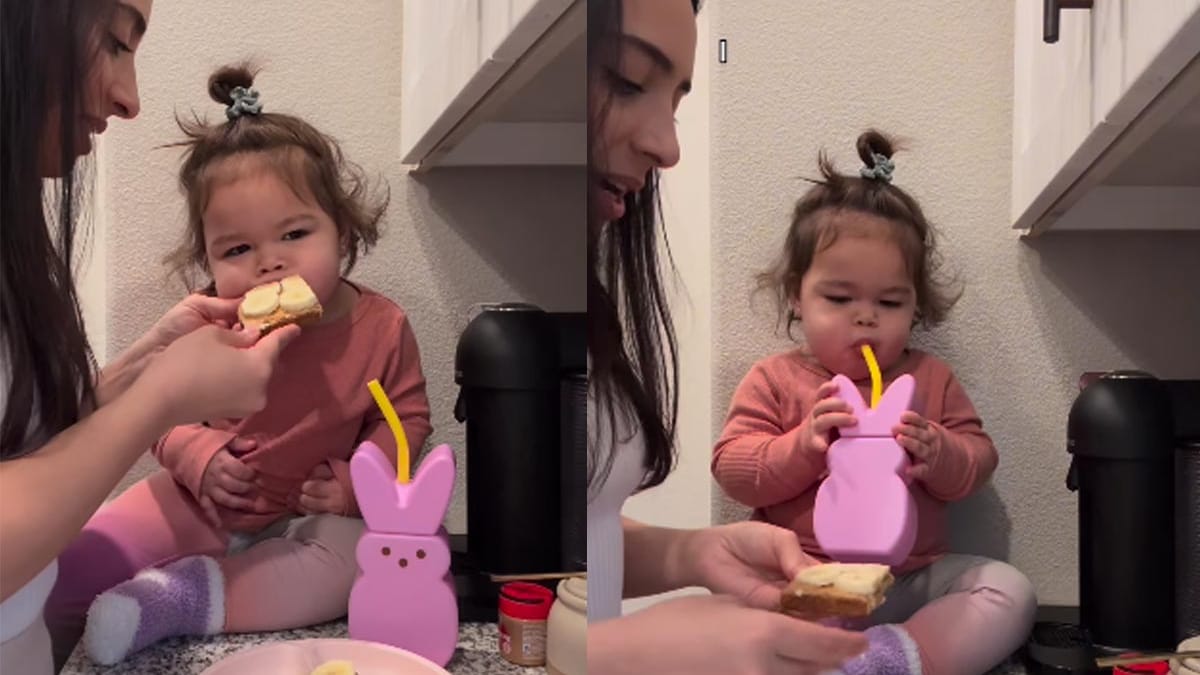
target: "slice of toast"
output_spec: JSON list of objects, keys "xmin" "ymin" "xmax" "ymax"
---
[
  {"xmin": 779, "ymin": 563, "xmax": 893, "ymax": 620},
  {"xmin": 237, "ymin": 275, "xmax": 323, "ymax": 335}
]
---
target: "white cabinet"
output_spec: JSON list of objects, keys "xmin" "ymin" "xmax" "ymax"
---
[
  {"xmin": 1011, "ymin": 1, "xmax": 1200, "ymax": 235},
  {"xmin": 400, "ymin": 0, "xmax": 585, "ymax": 170}
]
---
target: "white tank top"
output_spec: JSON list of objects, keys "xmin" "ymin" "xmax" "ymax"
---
[
  {"xmin": 0, "ymin": 562, "xmax": 57, "ymax": 643},
  {"xmin": 586, "ymin": 393, "xmax": 648, "ymax": 622}
]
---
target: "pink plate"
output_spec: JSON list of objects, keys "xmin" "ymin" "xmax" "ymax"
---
[{"xmin": 200, "ymin": 638, "xmax": 451, "ymax": 675}]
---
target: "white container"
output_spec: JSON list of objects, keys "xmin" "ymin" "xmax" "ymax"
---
[
  {"xmin": 1172, "ymin": 635, "xmax": 1200, "ymax": 675},
  {"xmin": 546, "ymin": 577, "xmax": 587, "ymax": 675}
]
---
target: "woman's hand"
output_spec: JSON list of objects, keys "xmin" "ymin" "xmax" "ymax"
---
[
  {"xmin": 96, "ymin": 295, "xmax": 247, "ymax": 408},
  {"xmin": 144, "ymin": 294, "xmax": 244, "ymax": 348},
  {"xmin": 588, "ymin": 594, "xmax": 867, "ymax": 675},
  {"xmin": 132, "ymin": 323, "xmax": 300, "ymax": 428},
  {"xmin": 682, "ymin": 521, "xmax": 817, "ymax": 609}
]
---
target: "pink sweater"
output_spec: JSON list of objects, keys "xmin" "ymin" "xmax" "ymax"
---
[
  {"xmin": 153, "ymin": 284, "xmax": 432, "ymax": 533},
  {"xmin": 712, "ymin": 348, "xmax": 997, "ymax": 573}
]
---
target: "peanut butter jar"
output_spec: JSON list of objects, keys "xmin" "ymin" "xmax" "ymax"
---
[{"xmin": 497, "ymin": 582, "xmax": 554, "ymax": 667}]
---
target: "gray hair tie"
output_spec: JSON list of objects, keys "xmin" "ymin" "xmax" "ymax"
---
[
  {"xmin": 860, "ymin": 152, "xmax": 895, "ymax": 183},
  {"xmin": 226, "ymin": 86, "xmax": 263, "ymax": 119}
]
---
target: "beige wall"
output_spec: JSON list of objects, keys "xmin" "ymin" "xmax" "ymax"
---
[
  {"xmin": 91, "ymin": 1, "xmax": 584, "ymax": 534},
  {"xmin": 703, "ymin": 1, "xmax": 1200, "ymax": 606}
]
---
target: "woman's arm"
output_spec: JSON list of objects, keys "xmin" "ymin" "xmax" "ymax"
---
[
  {"xmin": 91, "ymin": 294, "xmax": 247, "ymax": 410},
  {"xmin": 622, "ymin": 517, "xmax": 701, "ymax": 598},
  {"xmin": 0, "ymin": 320, "xmax": 298, "ymax": 602},
  {"xmin": 0, "ymin": 376, "xmax": 170, "ymax": 601},
  {"xmin": 92, "ymin": 334, "xmax": 158, "ymax": 409},
  {"xmin": 588, "ymin": 593, "xmax": 868, "ymax": 674}
]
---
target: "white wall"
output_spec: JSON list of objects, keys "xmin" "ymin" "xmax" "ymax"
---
[
  {"xmin": 84, "ymin": 1, "xmax": 584, "ymax": 534},
  {"xmin": 79, "ymin": 135, "xmax": 109, "ymax": 367},
  {"xmin": 686, "ymin": 0, "xmax": 1200, "ymax": 607}
]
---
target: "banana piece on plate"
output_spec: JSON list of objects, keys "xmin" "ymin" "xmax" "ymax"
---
[
  {"xmin": 237, "ymin": 275, "xmax": 323, "ymax": 334},
  {"xmin": 310, "ymin": 660, "xmax": 356, "ymax": 675}
]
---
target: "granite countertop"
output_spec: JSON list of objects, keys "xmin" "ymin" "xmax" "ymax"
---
[
  {"xmin": 61, "ymin": 620, "xmax": 544, "ymax": 674},
  {"xmin": 60, "ymin": 618, "xmax": 1029, "ymax": 674}
]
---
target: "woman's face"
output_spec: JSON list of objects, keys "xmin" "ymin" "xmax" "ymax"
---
[
  {"xmin": 40, "ymin": 0, "xmax": 152, "ymax": 177},
  {"xmin": 590, "ymin": 0, "xmax": 697, "ymax": 223}
]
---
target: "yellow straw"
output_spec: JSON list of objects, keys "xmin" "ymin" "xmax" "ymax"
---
[
  {"xmin": 861, "ymin": 344, "xmax": 882, "ymax": 409},
  {"xmin": 367, "ymin": 379, "xmax": 410, "ymax": 483}
]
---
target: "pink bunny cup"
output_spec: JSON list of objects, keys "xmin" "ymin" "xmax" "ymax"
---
[
  {"xmin": 348, "ymin": 440, "xmax": 458, "ymax": 666},
  {"xmin": 813, "ymin": 373, "xmax": 918, "ymax": 567}
]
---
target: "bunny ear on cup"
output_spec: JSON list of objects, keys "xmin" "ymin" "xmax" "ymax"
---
[
  {"xmin": 831, "ymin": 374, "xmax": 868, "ymax": 415},
  {"xmin": 832, "ymin": 373, "xmax": 916, "ymax": 438},
  {"xmin": 351, "ymin": 441, "xmax": 402, "ymax": 533},
  {"xmin": 351, "ymin": 442, "xmax": 457, "ymax": 535},
  {"xmin": 404, "ymin": 444, "xmax": 456, "ymax": 535},
  {"xmin": 875, "ymin": 374, "xmax": 916, "ymax": 425}
]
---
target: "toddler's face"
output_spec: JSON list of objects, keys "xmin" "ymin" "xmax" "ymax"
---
[
  {"xmin": 793, "ymin": 228, "xmax": 916, "ymax": 380},
  {"xmin": 202, "ymin": 167, "xmax": 342, "ymax": 307}
]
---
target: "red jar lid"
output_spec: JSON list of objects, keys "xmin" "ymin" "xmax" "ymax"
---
[
  {"xmin": 1114, "ymin": 655, "xmax": 1170, "ymax": 675},
  {"xmin": 498, "ymin": 582, "xmax": 554, "ymax": 621}
]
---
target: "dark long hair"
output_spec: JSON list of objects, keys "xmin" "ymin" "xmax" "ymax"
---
[
  {"xmin": 587, "ymin": 0, "xmax": 700, "ymax": 492},
  {"xmin": 1, "ymin": 1, "xmax": 117, "ymax": 458}
]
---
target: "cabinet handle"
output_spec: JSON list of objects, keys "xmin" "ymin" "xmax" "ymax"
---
[{"xmin": 1043, "ymin": 0, "xmax": 1094, "ymax": 43}]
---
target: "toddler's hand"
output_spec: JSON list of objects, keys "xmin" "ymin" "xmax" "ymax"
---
[
  {"xmin": 298, "ymin": 462, "xmax": 349, "ymax": 516},
  {"xmin": 893, "ymin": 411, "xmax": 943, "ymax": 480},
  {"xmin": 198, "ymin": 441, "xmax": 262, "ymax": 527},
  {"xmin": 802, "ymin": 380, "xmax": 858, "ymax": 453}
]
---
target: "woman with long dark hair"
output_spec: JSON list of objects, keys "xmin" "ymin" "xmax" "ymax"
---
[
  {"xmin": 0, "ymin": 2, "xmax": 297, "ymax": 670},
  {"xmin": 586, "ymin": 1, "xmax": 869, "ymax": 672}
]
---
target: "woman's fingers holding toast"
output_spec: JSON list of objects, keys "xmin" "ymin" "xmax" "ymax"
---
[
  {"xmin": 139, "ymin": 323, "xmax": 296, "ymax": 425},
  {"xmin": 182, "ymin": 294, "xmax": 243, "ymax": 323},
  {"xmin": 250, "ymin": 323, "xmax": 301, "ymax": 360}
]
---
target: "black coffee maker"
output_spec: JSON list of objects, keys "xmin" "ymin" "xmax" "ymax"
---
[
  {"xmin": 449, "ymin": 303, "xmax": 586, "ymax": 621},
  {"xmin": 1026, "ymin": 370, "xmax": 1200, "ymax": 671}
]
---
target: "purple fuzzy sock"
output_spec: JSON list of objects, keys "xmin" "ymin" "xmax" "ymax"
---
[
  {"xmin": 83, "ymin": 556, "xmax": 224, "ymax": 665},
  {"xmin": 839, "ymin": 624, "xmax": 923, "ymax": 675}
]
